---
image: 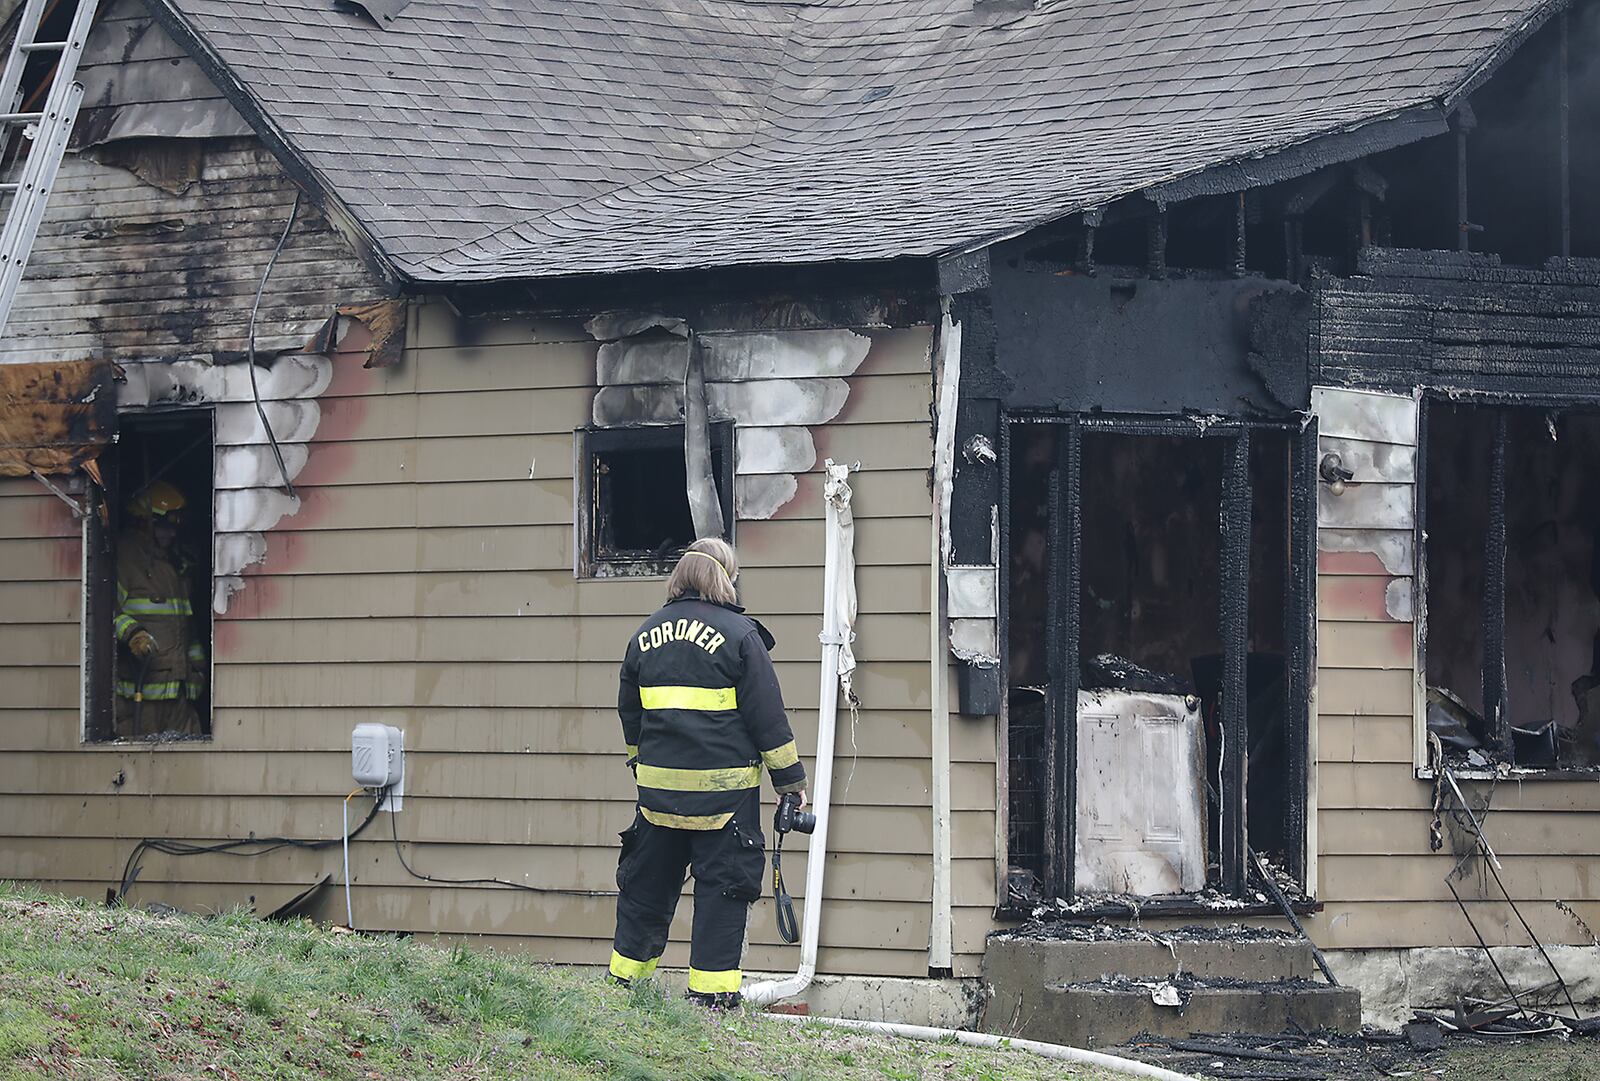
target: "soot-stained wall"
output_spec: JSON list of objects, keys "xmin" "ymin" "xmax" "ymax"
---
[
  {"xmin": 985, "ymin": 261, "xmax": 1310, "ymax": 417},
  {"xmin": 947, "ymin": 248, "xmax": 1309, "ymax": 572},
  {"xmin": 583, "ymin": 318, "xmax": 927, "ymax": 523}
]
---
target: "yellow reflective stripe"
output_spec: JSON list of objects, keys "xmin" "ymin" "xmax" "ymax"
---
[
  {"xmin": 760, "ymin": 740, "xmax": 800, "ymax": 771},
  {"xmin": 624, "ymin": 744, "xmax": 639, "ymax": 759},
  {"xmin": 112, "ymin": 614, "xmax": 139, "ymax": 638},
  {"xmin": 115, "ymin": 680, "xmax": 183, "ymax": 700},
  {"xmin": 123, "ymin": 597, "xmax": 192, "ymax": 616},
  {"xmin": 609, "ymin": 951, "xmax": 659, "ymax": 981},
  {"xmin": 639, "ymin": 685, "xmax": 737, "ymax": 712},
  {"xmin": 636, "ymin": 763, "xmax": 759, "ymax": 792},
  {"xmin": 639, "ymin": 809, "xmax": 734, "ymax": 830},
  {"xmin": 687, "ymin": 967, "xmax": 741, "ymax": 994}
]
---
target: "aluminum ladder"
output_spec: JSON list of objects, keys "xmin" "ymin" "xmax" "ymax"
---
[{"xmin": 0, "ymin": 0, "xmax": 99, "ymax": 338}]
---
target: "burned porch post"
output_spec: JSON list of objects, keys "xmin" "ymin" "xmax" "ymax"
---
[
  {"xmin": 1483, "ymin": 411, "xmax": 1511, "ymax": 759},
  {"xmin": 1220, "ymin": 429, "xmax": 1252, "ymax": 895},
  {"xmin": 1044, "ymin": 422, "xmax": 1081, "ymax": 900}
]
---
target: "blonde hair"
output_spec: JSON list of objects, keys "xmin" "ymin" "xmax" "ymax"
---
[{"xmin": 667, "ymin": 537, "xmax": 739, "ymax": 606}]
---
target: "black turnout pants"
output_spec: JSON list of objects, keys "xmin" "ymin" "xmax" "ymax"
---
[{"xmin": 610, "ymin": 789, "xmax": 765, "ymax": 994}]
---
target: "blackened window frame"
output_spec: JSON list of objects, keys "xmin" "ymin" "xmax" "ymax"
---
[
  {"xmin": 1417, "ymin": 393, "xmax": 1600, "ymax": 775},
  {"xmin": 575, "ymin": 423, "xmax": 735, "ymax": 579},
  {"xmin": 84, "ymin": 405, "xmax": 216, "ymax": 744}
]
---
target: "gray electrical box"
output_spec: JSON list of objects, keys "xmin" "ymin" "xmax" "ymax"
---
[{"xmin": 352, "ymin": 723, "xmax": 404, "ymax": 788}]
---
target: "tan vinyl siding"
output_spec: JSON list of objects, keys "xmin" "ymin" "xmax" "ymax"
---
[
  {"xmin": 1307, "ymin": 386, "xmax": 1600, "ymax": 950},
  {"xmin": 0, "ymin": 300, "xmax": 944, "ymax": 979}
]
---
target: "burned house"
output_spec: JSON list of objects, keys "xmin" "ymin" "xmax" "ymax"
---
[{"xmin": 4, "ymin": 0, "xmax": 1600, "ymax": 1038}]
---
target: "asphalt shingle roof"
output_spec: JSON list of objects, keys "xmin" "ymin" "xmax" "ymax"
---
[{"xmin": 162, "ymin": 0, "xmax": 1556, "ymax": 283}]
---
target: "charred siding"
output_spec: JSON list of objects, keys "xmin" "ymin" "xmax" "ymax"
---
[
  {"xmin": 0, "ymin": 138, "xmax": 380, "ymax": 364},
  {"xmin": 1316, "ymin": 248, "xmax": 1600, "ymax": 399},
  {"xmin": 0, "ymin": 0, "xmax": 380, "ymax": 365}
]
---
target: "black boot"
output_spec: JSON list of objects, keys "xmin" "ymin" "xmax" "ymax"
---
[{"xmin": 685, "ymin": 990, "xmax": 742, "ymax": 1010}]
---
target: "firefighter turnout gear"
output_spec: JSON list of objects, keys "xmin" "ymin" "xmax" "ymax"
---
[
  {"xmin": 610, "ymin": 791, "xmax": 766, "ymax": 996},
  {"xmin": 113, "ymin": 518, "xmax": 205, "ymax": 739},
  {"xmin": 610, "ymin": 592, "xmax": 806, "ymax": 997}
]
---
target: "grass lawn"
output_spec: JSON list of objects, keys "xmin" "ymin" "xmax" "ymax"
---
[
  {"xmin": 1443, "ymin": 1041, "xmax": 1600, "ymax": 1081},
  {"xmin": 0, "ymin": 883, "xmax": 1127, "ymax": 1081}
]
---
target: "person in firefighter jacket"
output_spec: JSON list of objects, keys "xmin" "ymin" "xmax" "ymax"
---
[
  {"xmin": 112, "ymin": 481, "xmax": 206, "ymax": 739},
  {"xmin": 609, "ymin": 537, "xmax": 807, "ymax": 1007}
]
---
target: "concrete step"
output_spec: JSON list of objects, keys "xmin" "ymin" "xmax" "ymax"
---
[
  {"xmin": 985, "ymin": 926, "xmax": 1321, "ymax": 984},
  {"xmin": 982, "ymin": 926, "xmax": 1361, "ymax": 1045},
  {"xmin": 985, "ymin": 978, "xmax": 1363, "ymax": 1049},
  {"xmin": 984, "ymin": 978, "xmax": 1363, "ymax": 1048}
]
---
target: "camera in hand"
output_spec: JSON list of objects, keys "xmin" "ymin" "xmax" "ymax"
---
[{"xmin": 775, "ymin": 792, "xmax": 815, "ymax": 835}]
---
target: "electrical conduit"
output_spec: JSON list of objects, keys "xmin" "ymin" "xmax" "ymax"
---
[
  {"xmin": 768, "ymin": 1014, "xmax": 1199, "ymax": 1081},
  {"xmin": 744, "ymin": 459, "xmax": 856, "ymax": 1007}
]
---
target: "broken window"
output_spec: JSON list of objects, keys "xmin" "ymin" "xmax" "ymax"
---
[
  {"xmin": 1004, "ymin": 419, "xmax": 1312, "ymax": 905},
  {"xmin": 1423, "ymin": 401, "xmax": 1600, "ymax": 770},
  {"xmin": 84, "ymin": 408, "xmax": 214, "ymax": 742},
  {"xmin": 576, "ymin": 424, "xmax": 734, "ymax": 577}
]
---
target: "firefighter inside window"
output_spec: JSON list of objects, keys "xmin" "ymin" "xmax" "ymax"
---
[{"xmin": 111, "ymin": 479, "xmax": 208, "ymax": 739}]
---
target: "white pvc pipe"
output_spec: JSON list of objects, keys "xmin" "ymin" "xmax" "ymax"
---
[
  {"xmin": 744, "ymin": 476, "xmax": 847, "ymax": 1006},
  {"xmin": 342, "ymin": 797, "xmax": 354, "ymax": 930},
  {"xmin": 344, "ymin": 793, "xmax": 356, "ymax": 927},
  {"xmin": 768, "ymin": 1014, "xmax": 1199, "ymax": 1081}
]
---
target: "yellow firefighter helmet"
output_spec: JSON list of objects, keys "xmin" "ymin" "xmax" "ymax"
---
[{"xmin": 127, "ymin": 480, "xmax": 187, "ymax": 519}]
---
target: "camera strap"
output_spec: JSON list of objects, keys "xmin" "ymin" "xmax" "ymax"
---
[{"xmin": 771, "ymin": 831, "xmax": 799, "ymax": 944}]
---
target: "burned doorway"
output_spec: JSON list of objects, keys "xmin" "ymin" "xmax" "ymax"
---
[
  {"xmin": 1004, "ymin": 417, "xmax": 1314, "ymax": 903},
  {"xmin": 84, "ymin": 408, "xmax": 214, "ymax": 742}
]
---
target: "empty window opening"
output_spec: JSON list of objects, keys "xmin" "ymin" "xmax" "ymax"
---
[
  {"xmin": 1162, "ymin": 194, "xmax": 1237, "ymax": 273},
  {"xmin": 1371, "ymin": 135, "xmax": 1465, "ymax": 255},
  {"xmin": 579, "ymin": 424, "xmax": 733, "ymax": 577},
  {"xmin": 85, "ymin": 408, "xmax": 214, "ymax": 743},
  {"xmin": 1005, "ymin": 422, "xmax": 1302, "ymax": 904},
  {"xmin": 1091, "ymin": 215, "xmax": 1153, "ymax": 270},
  {"xmin": 1242, "ymin": 193, "xmax": 1292, "ymax": 280},
  {"xmin": 1424, "ymin": 402, "xmax": 1600, "ymax": 769}
]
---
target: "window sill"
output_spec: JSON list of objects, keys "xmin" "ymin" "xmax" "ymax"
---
[
  {"xmin": 579, "ymin": 568, "xmax": 671, "ymax": 581},
  {"xmin": 80, "ymin": 738, "xmax": 214, "ymax": 750},
  {"xmin": 1415, "ymin": 765, "xmax": 1600, "ymax": 782},
  {"xmin": 995, "ymin": 897, "xmax": 1323, "ymax": 922}
]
